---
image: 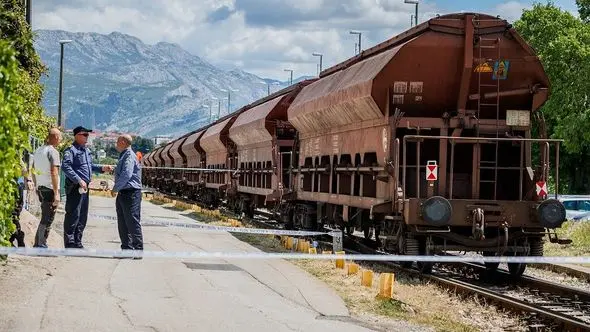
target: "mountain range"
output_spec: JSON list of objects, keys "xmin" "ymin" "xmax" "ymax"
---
[{"xmin": 33, "ymin": 29, "xmax": 314, "ymax": 138}]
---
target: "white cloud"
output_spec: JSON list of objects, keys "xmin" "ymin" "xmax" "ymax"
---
[
  {"xmin": 493, "ymin": 1, "xmax": 529, "ymax": 23},
  {"xmin": 32, "ymin": 0, "xmax": 470, "ymax": 80}
]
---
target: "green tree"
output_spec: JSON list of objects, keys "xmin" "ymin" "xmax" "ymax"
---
[
  {"xmin": 514, "ymin": 3, "xmax": 590, "ymax": 193},
  {"xmin": 0, "ymin": 0, "xmax": 54, "ymax": 244},
  {"xmin": 0, "ymin": 0, "xmax": 54, "ymax": 139},
  {"xmin": 132, "ymin": 136, "xmax": 154, "ymax": 154},
  {"xmin": 578, "ymin": 0, "xmax": 590, "ymax": 22},
  {"xmin": 0, "ymin": 41, "xmax": 29, "ymax": 245}
]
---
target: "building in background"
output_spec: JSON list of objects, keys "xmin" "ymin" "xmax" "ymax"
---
[{"xmin": 154, "ymin": 135, "xmax": 172, "ymax": 146}]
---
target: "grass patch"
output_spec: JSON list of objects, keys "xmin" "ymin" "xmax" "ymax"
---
[
  {"xmin": 232, "ymin": 233, "xmax": 287, "ymax": 253},
  {"xmin": 375, "ymin": 297, "xmax": 406, "ymax": 317},
  {"xmin": 545, "ymin": 221, "xmax": 590, "ymax": 263},
  {"xmin": 292, "ymin": 258, "xmax": 502, "ymax": 332}
]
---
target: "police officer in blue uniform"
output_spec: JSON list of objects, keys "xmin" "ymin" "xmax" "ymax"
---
[{"xmin": 61, "ymin": 126, "xmax": 113, "ymax": 248}]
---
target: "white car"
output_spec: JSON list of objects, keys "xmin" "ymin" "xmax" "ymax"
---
[{"xmin": 556, "ymin": 195, "xmax": 590, "ymax": 221}]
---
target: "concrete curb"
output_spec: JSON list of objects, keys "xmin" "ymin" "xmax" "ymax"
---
[{"xmin": 19, "ymin": 209, "xmax": 63, "ymax": 249}]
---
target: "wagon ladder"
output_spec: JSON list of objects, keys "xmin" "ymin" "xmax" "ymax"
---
[{"xmin": 474, "ymin": 25, "xmax": 502, "ymax": 200}]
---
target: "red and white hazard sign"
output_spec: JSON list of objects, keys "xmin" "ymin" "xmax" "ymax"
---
[
  {"xmin": 426, "ymin": 161, "xmax": 438, "ymax": 181},
  {"xmin": 536, "ymin": 181, "xmax": 547, "ymax": 197}
]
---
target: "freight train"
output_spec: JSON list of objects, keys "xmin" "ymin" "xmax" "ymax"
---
[{"xmin": 142, "ymin": 13, "xmax": 570, "ymax": 276}]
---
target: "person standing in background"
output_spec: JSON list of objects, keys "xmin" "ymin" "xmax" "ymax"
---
[
  {"xmin": 9, "ymin": 152, "xmax": 32, "ymax": 247},
  {"xmin": 31, "ymin": 128, "xmax": 62, "ymax": 248}
]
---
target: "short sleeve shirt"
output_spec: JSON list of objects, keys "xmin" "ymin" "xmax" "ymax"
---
[{"xmin": 33, "ymin": 145, "xmax": 60, "ymax": 188}]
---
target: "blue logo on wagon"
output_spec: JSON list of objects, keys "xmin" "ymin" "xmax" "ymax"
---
[{"xmin": 493, "ymin": 60, "xmax": 510, "ymax": 80}]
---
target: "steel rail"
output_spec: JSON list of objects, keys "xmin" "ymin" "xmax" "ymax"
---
[{"xmin": 345, "ymin": 236, "xmax": 590, "ymax": 331}]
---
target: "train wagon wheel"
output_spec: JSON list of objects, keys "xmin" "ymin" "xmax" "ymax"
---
[
  {"xmin": 507, "ymin": 259, "xmax": 526, "ymax": 277},
  {"xmin": 507, "ymin": 238, "xmax": 544, "ymax": 277},
  {"xmin": 416, "ymin": 238, "xmax": 433, "ymax": 274},
  {"xmin": 483, "ymin": 251, "xmax": 500, "ymax": 271}
]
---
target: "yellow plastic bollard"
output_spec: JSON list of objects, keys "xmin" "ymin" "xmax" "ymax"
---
[
  {"xmin": 361, "ymin": 269, "xmax": 373, "ymax": 287},
  {"xmin": 308, "ymin": 247, "xmax": 317, "ymax": 254},
  {"xmin": 301, "ymin": 240, "xmax": 307, "ymax": 252},
  {"xmin": 378, "ymin": 273, "xmax": 395, "ymax": 298},
  {"xmin": 347, "ymin": 263, "xmax": 359, "ymax": 275},
  {"xmin": 287, "ymin": 237, "xmax": 293, "ymax": 250},
  {"xmin": 335, "ymin": 251, "xmax": 345, "ymax": 269}
]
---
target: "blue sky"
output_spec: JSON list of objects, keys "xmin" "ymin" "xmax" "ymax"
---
[{"xmin": 34, "ymin": 0, "xmax": 579, "ymax": 80}]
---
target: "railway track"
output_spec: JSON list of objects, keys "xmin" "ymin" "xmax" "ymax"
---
[
  {"xmin": 345, "ymin": 237, "xmax": 590, "ymax": 332},
  {"xmin": 145, "ymin": 189, "xmax": 590, "ymax": 331}
]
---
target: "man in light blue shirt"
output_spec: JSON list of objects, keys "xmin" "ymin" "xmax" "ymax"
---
[{"xmin": 111, "ymin": 135, "xmax": 143, "ymax": 255}]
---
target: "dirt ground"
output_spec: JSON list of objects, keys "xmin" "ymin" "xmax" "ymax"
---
[{"xmin": 232, "ymin": 233, "xmax": 527, "ymax": 332}]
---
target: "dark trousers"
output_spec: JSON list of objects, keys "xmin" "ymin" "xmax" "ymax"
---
[
  {"xmin": 35, "ymin": 186, "xmax": 56, "ymax": 248},
  {"xmin": 116, "ymin": 189, "xmax": 143, "ymax": 250},
  {"xmin": 64, "ymin": 182, "xmax": 89, "ymax": 248},
  {"xmin": 9, "ymin": 182, "xmax": 25, "ymax": 247}
]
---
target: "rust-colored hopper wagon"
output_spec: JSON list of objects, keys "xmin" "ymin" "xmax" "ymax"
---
[
  {"xmin": 285, "ymin": 13, "xmax": 567, "ymax": 275},
  {"xmin": 227, "ymin": 80, "xmax": 315, "ymax": 217},
  {"xmin": 141, "ymin": 151, "xmax": 153, "ymax": 186}
]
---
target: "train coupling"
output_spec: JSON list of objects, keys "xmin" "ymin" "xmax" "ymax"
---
[
  {"xmin": 471, "ymin": 207, "xmax": 485, "ymax": 240},
  {"xmin": 547, "ymin": 229, "xmax": 573, "ymax": 245}
]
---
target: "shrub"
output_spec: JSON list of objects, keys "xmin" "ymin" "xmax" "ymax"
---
[{"xmin": 0, "ymin": 41, "xmax": 28, "ymax": 245}]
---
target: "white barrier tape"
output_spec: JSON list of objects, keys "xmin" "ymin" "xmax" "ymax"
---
[
  {"xmin": 1, "ymin": 247, "xmax": 590, "ymax": 264},
  {"xmin": 88, "ymin": 213, "xmax": 332, "ymax": 237}
]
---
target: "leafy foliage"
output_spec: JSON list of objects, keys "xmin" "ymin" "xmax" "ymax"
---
[
  {"xmin": 514, "ymin": 3, "xmax": 590, "ymax": 193},
  {"xmin": 578, "ymin": 0, "xmax": 590, "ymax": 22},
  {"xmin": 0, "ymin": 41, "xmax": 29, "ymax": 245},
  {"xmin": 0, "ymin": 0, "xmax": 54, "ymax": 244},
  {"xmin": 0, "ymin": 0, "xmax": 53, "ymax": 140},
  {"xmin": 132, "ymin": 136, "xmax": 154, "ymax": 154}
]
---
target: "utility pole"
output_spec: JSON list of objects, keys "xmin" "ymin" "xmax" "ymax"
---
[
  {"xmin": 312, "ymin": 52, "xmax": 323, "ymax": 76},
  {"xmin": 58, "ymin": 39, "xmax": 72, "ymax": 129},
  {"xmin": 203, "ymin": 104, "xmax": 211, "ymax": 123},
  {"xmin": 210, "ymin": 97, "xmax": 218, "ymax": 122},
  {"xmin": 404, "ymin": 0, "xmax": 419, "ymax": 27},
  {"xmin": 218, "ymin": 99, "xmax": 221, "ymax": 120},
  {"xmin": 350, "ymin": 31, "xmax": 362, "ymax": 54},
  {"xmin": 25, "ymin": 0, "xmax": 31, "ymax": 26},
  {"xmin": 284, "ymin": 69, "xmax": 293, "ymax": 85},
  {"xmin": 220, "ymin": 88, "xmax": 238, "ymax": 114},
  {"xmin": 267, "ymin": 82, "xmax": 280, "ymax": 96}
]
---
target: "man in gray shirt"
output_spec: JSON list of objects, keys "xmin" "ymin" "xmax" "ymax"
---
[{"xmin": 31, "ymin": 128, "xmax": 62, "ymax": 248}]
